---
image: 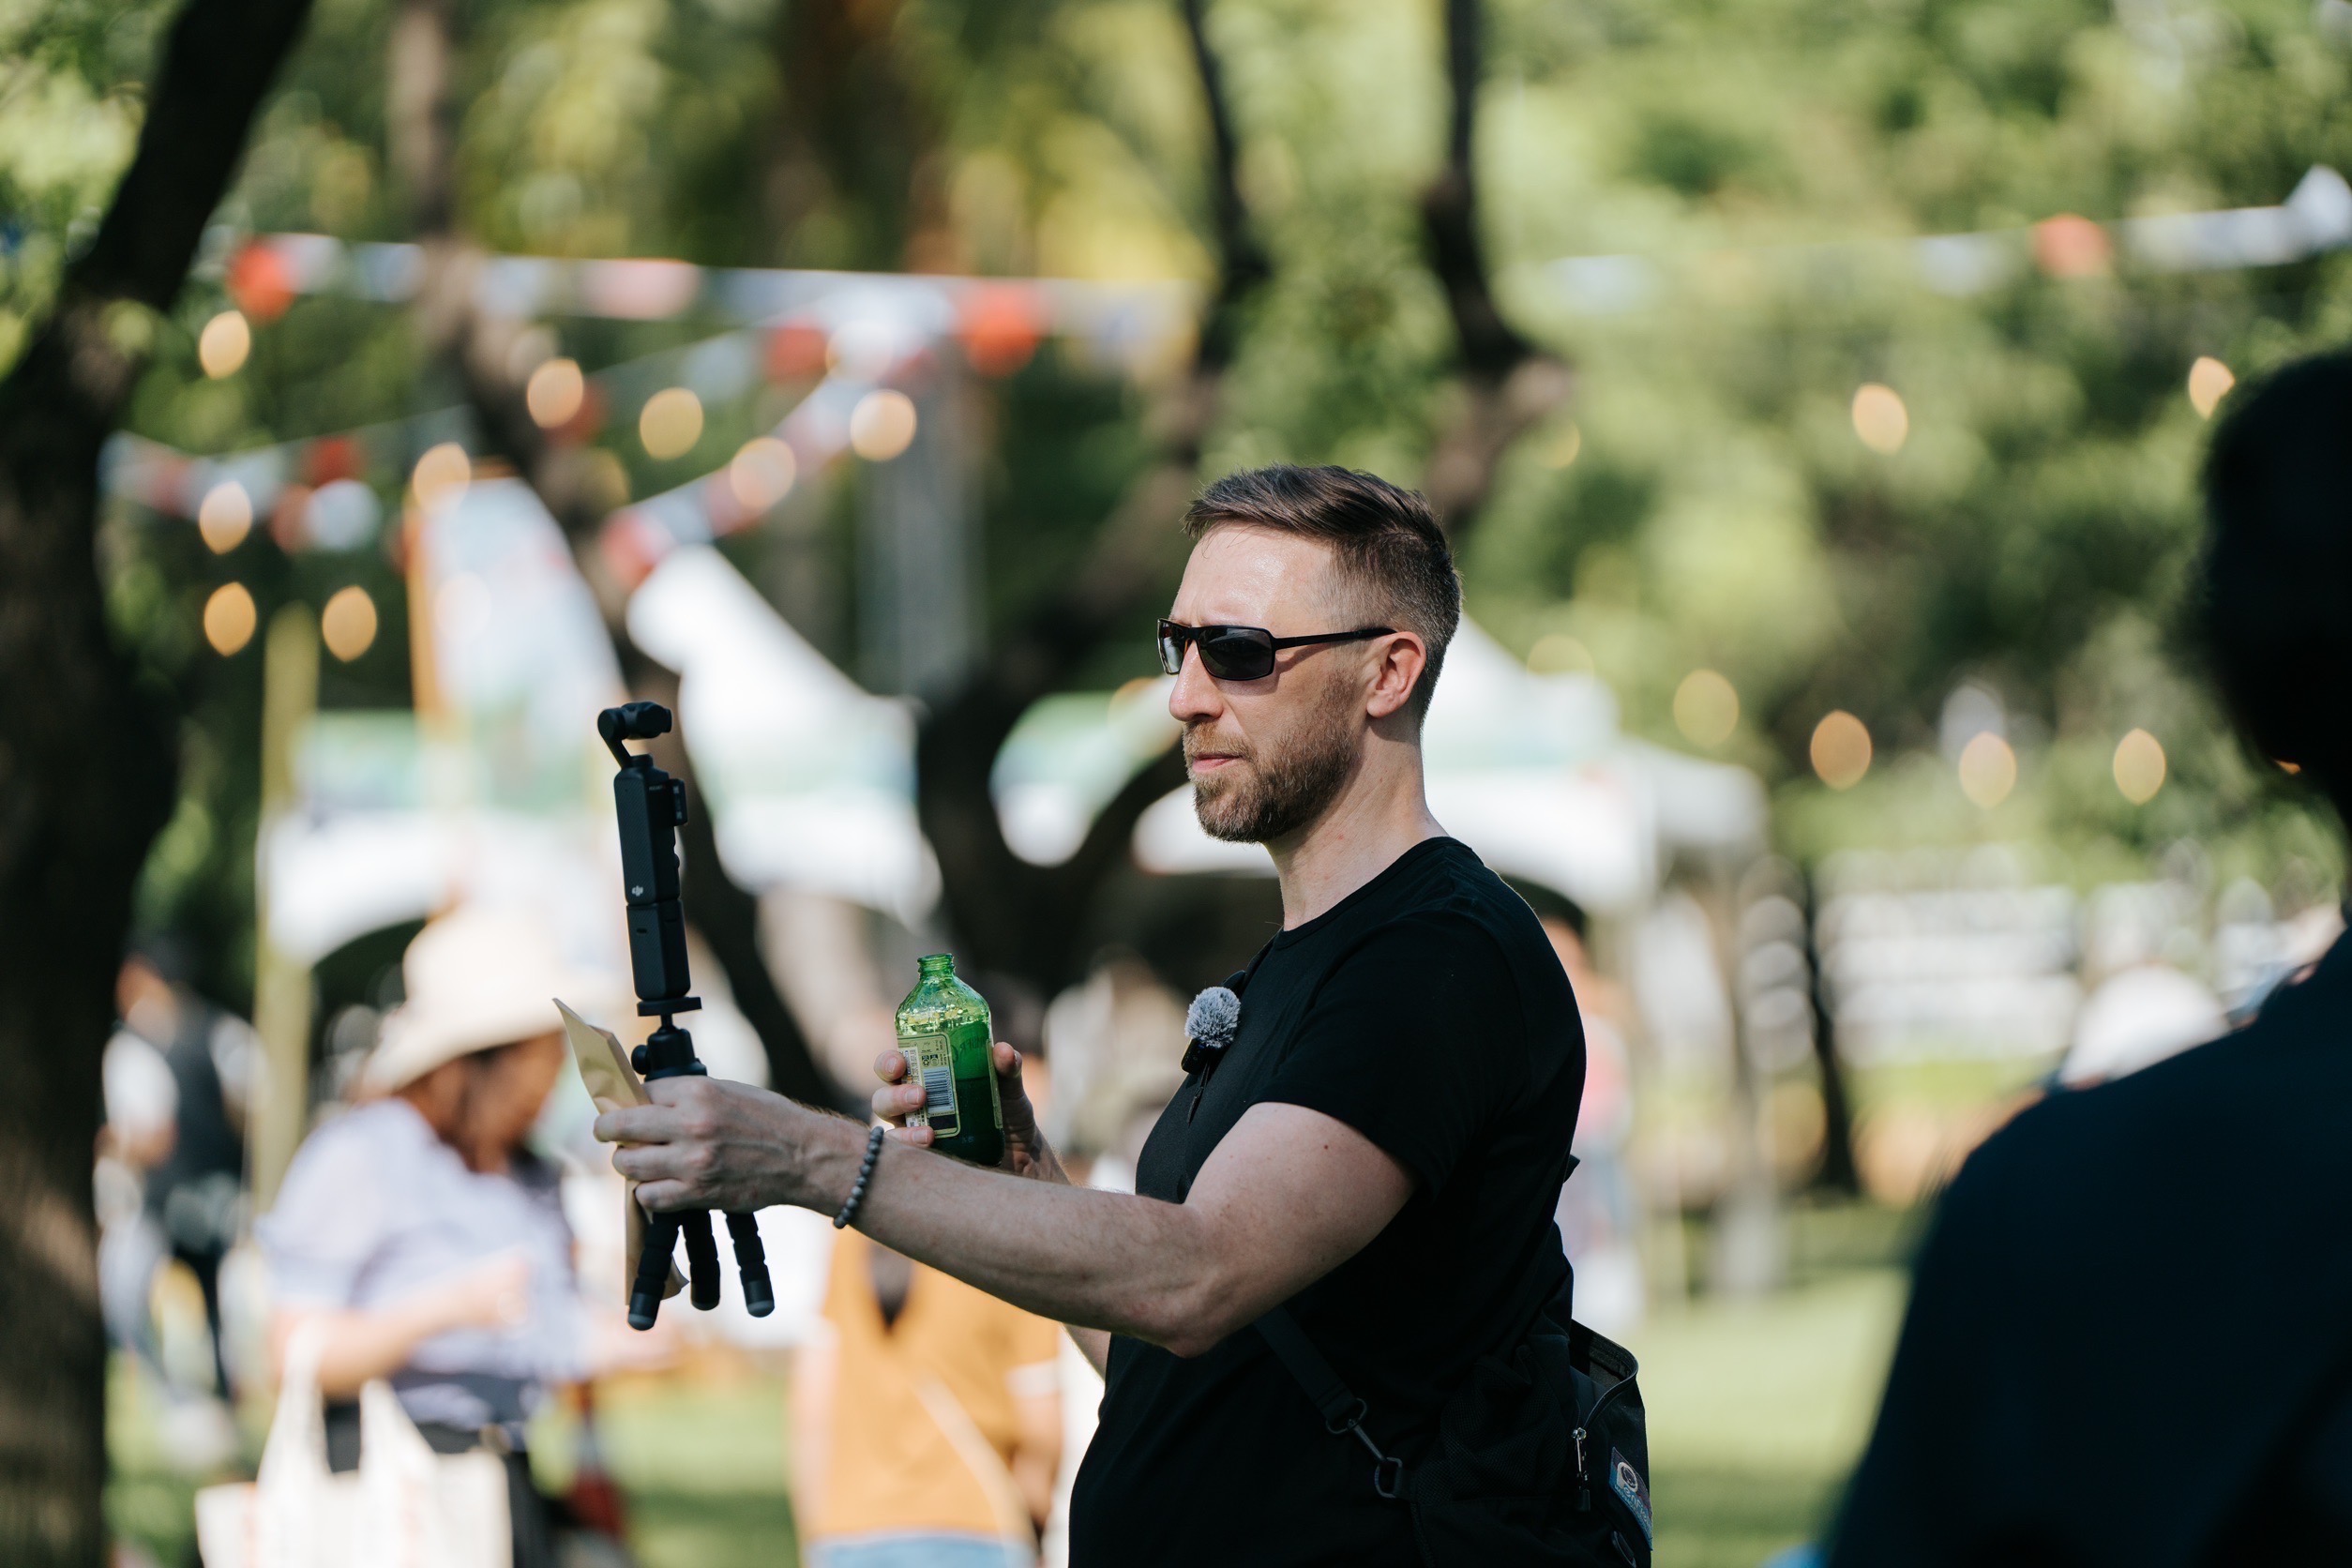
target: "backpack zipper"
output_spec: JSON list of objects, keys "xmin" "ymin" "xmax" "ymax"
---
[{"xmin": 1574, "ymin": 1369, "xmax": 1634, "ymax": 1511}]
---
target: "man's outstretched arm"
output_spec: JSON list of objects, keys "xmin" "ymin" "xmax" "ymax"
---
[{"xmin": 596, "ymin": 1079, "xmax": 1413, "ymax": 1358}]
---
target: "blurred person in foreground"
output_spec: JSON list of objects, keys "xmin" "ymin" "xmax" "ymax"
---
[
  {"xmin": 1829, "ymin": 352, "xmax": 2352, "ymax": 1566},
  {"xmin": 794, "ymin": 1229, "xmax": 1063, "ymax": 1567},
  {"xmin": 259, "ymin": 905, "xmax": 621, "ymax": 1568},
  {"xmin": 598, "ymin": 466, "xmax": 1592, "ymax": 1565}
]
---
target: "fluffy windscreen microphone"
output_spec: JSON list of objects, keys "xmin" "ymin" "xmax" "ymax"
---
[{"xmin": 1182, "ymin": 986, "xmax": 1241, "ymax": 1075}]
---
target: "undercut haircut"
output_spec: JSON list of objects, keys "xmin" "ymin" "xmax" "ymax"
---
[{"xmin": 1183, "ymin": 464, "xmax": 1462, "ymax": 719}]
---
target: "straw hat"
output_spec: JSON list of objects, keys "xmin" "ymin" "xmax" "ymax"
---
[{"xmin": 363, "ymin": 905, "xmax": 610, "ymax": 1093}]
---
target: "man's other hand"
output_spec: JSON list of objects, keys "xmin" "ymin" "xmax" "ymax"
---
[{"xmin": 873, "ymin": 1040, "xmax": 1057, "ymax": 1180}]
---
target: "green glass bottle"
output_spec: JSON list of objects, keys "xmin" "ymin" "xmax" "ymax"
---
[{"xmin": 895, "ymin": 954, "xmax": 1004, "ymax": 1166}]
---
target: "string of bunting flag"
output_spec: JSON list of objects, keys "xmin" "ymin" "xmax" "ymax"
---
[
  {"xmin": 1522, "ymin": 164, "xmax": 2352, "ymax": 315},
  {"xmin": 110, "ymin": 239, "xmax": 1200, "ymax": 580},
  {"xmin": 115, "ymin": 165, "xmax": 2352, "ymax": 573}
]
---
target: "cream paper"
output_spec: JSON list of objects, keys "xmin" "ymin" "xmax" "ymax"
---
[{"xmin": 556, "ymin": 999, "xmax": 683, "ymax": 1306}]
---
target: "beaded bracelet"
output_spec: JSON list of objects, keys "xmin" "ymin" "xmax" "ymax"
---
[{"xmin": 834, "ymin": 1123, "xmax": 889, "ymax": 1229}]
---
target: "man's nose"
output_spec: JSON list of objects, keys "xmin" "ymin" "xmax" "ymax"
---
[{"xmin": 1168, "ymin": 642, "xmax": 1222, "ymax": 723}]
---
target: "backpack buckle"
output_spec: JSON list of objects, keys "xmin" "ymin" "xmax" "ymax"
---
[{"xmin": 1334, "ymin": 1404, "xmax": 1406, "ymax": 1499}]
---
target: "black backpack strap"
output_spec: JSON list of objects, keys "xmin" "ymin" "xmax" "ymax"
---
[{"xmin": 1256, "ymin": 1305, "xmax": 1407, "ymax": 1500}]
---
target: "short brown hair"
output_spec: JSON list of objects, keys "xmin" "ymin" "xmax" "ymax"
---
[{"xmin": 1183, "ymin": 465, "xmax": 1461, "ymax": 717}]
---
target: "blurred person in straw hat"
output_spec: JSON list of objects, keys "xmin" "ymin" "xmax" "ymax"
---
[{"xmin": 258, "ymin": 903, "xmax": 618, "ymax": 1568}]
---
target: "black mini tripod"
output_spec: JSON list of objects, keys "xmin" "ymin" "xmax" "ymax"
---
[{"xmin": 599, "ymin": 701, "xmax": 776, "ymax": 1331}]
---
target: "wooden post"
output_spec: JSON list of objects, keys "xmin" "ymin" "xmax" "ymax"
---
[{"xmin": 249, "ymin": 604, "xmax": 319, "ymax": 1208}]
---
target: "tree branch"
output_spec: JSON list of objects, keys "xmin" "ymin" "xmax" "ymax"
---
[
  {"xmin": 912, "ymin": 4, "xmax": 1269, "ymax": 999},
  {"xmin": 1418, "ymin": 0, "xmax": 1572, "ymax": 542},
  {"xmin": 1182, "ymin": 0, "xmax": 1270, "ymax": 369}
]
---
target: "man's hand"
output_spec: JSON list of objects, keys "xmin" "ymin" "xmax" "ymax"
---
[
  {"xmin": 596, "ymin": 1077, "xmax": 850, "ymax": 1214},
  {"xmin": 872, "ymin": 1040, "xmax": 1065, "ymax": 1183}
]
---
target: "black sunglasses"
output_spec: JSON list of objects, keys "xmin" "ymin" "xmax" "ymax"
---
[{"xmin": 1157, "ymin": 620, "xmax": 1395, "ymax": 683}]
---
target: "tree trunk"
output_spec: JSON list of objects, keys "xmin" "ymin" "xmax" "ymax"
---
[
  {"xmin": 761, "ymin": 0, "xmax": 946, "ymax": 270},
  {"xmin": 386, "ymin": 0, "xmax": 834, "ymax": 1102},
  {"xmin": 0, "ymin": 0, "xmax": 313, "ymax": 1559},
  {"xmin": 911, "ymin": 0, "xmax": 1267, "ymax": 1002},
  {"xmin": 1419, "ymin": 0, "xmax": 1574, "ymax": 544}
]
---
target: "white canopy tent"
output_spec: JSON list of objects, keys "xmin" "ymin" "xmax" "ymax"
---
[{"xmin": 631, "ymin": 546, "xmax": 1766, "ymax": 917}]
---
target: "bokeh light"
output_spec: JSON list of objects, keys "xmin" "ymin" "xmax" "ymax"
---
[
  {"xmin": 412, "ymin": 443, "xmax": 471, "ymax": 513},
  {"xmin": 526, "ymin": 357, "xmax": 585, "ymax": 429},
  {"xmin": 850, "ymin": 389, "xmax": 919, "ymax": 461},
  {"xmin": 640, "ymin": 387, "xmax": 704, "ymax": 460},
  {"xmin": 2031, "ymin": 213, "xmax": 2112, "ymax": 278},
  {"xmin": 321, "ymin": 585, "xmax": 379, "ymax": 662},
  {"xmin": 1810, "ymin": 710, "xmax": 1873, "ymax": 790},
  {"xmin": 1537, "ymin": 421, "xmax": 1583, "ymax": 470},
  {"xmin": 1851, "ymin": 384, "xmax": 1908, "ymax": 454},
  {"xmin": 1674, "ymin": 669, "xmax": 1740, "ymax": 747},
  {"xmin": 1526, "ymin": 632, "xmax": 1594, "ymax": 674},
  {"xmin": 197, "ymin": 481, "xmax": 253, "ymax": 553},
  {"xmin": 2188, "ymin": 356, "xmax": 2236, "ymax": 419},
  {"xmin": 729, "ymin": 437, "xmax": 799, "ymax": 513},
  {"xmin": 2114, "ymin": 728, "xmax": 2166, "ymax": 805},
  {"xmin": 198, "ymin": 310, "xmax": 251, "ymax": 379},
  {"xmin": 1957, "ymin": 731, "xmax": 2016, "ymax": 808},
  {"xmin": 203, "ymin": 583, "xmax": 257, "ymax": 656}
]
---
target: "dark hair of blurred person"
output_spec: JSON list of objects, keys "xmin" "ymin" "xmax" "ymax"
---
[
  {"xmin": 1828, "ymin": 351, "xmax": 2352, "ymax": 1567},
  {"xmin": 2202, "ymin": 352, "xmax": 2352, "ymax": 804}
]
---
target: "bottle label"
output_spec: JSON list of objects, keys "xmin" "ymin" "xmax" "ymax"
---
[{"xmin": 900, "ymin": 1031, "xmax": 960, "ymax": 1138}]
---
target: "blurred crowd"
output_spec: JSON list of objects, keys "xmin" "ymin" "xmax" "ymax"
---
[{"xmin": 98, "ymin": 819, "xmax": 2322, "ymax": 1564}]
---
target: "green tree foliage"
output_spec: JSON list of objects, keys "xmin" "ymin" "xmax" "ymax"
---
[
  {"xmin": 15, "ymin": 0, "xmax": 2352, "ymax": 1008},
  {"xmin": 1451, "ymin": 0, "xmax": 2352, "ymax": 877}
]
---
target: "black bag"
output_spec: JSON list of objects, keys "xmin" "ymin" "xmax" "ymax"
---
[{"xmin": 1256, "ymin": 1297, "xmax": 1651, "ymax": 1567}]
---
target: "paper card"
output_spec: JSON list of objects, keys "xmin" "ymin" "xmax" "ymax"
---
[{"xmin": 556, "ymin": 999, "xmax": 682, "ymax": 1306}]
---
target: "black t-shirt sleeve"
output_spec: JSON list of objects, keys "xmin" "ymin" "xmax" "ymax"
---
[{"xmin": 1259, "ymin": 913, "xmax": 1520, "ymax": 1193}]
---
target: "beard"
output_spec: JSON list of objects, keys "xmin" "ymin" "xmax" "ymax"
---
[{"xmin": 1185, "ymin": 701, "xmax": 1358, "ymax": 845}]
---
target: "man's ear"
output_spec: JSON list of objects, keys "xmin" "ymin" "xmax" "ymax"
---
[{"xmin": 1364, "ymin": 631, "xmax": 1428, "ymax": 721}]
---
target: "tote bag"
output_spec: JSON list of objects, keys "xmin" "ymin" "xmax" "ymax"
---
[{"xmin": 195, "ymin": 1328, "xmax": 510, "ymax": 1568}]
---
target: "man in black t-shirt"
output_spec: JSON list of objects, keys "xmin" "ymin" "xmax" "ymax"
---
[{"xmin": 600, "ymin": 465, "xmax": 1588, "ymax": 1564}]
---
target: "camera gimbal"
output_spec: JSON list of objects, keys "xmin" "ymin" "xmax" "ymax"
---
[{"xmin": 599, "ymin": 701, "xmax": 776, "ymax": 1331}]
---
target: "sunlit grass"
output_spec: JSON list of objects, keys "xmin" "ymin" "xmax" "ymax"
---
[{"xmin": 110, "ymin": 1243, "xmax": 1910, "ymax": 1568}]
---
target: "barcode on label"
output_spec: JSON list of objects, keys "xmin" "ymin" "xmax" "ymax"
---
[{"xmin": 902, "ymin": 1032, "xmax": 957, "ymax": 1135}]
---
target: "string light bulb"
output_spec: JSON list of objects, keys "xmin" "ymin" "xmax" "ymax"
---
[
  {"xmin": 640, "ymin": 387, "xmax": 704, "ymax": 460},
  {"xmin": 204, "ymin": 583, "xmax": 258, "ymax": 656},
  {"xmin": 1851, "ymin": 384, "xmax": 1909, "ymax": 455},
  {"xmin": 321, "ymin": 585, "xmax": 379, "ymax": 662},
  {"xmin": 1810, "ymin": 711, "xmax": 1873, "ymax": 790},
  {"xmin": 198, "ymin": 311, "xmax": 251, "ymax": 379}
]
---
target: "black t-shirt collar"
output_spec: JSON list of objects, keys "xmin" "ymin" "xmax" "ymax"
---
[{"xmin": 1272, "ymin": 836, "xmax": 1464, "ymax": 949}]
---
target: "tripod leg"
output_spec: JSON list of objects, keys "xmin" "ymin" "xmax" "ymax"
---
[
  {"xmin": 724, "ymin": 1212, "xmax": 775, "ymax": 1318},
  {"xmin": 683, "ymin": 1209, "xmax": 721, "ymax": 1311},
  {"xmin": 628, "ymin": 1210, "xmax": 683, "ymax": 1331}
]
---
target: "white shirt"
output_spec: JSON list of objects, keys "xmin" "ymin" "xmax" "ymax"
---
[{"xmin": 258, "ymin": 1097, "xmax": 584, "ymax": 1431}]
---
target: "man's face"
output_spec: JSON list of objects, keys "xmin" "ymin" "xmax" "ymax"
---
[{"xmin": 1166, "ymin": 527, "xmax": 1370, "ymax": 846}]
